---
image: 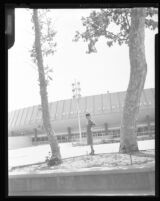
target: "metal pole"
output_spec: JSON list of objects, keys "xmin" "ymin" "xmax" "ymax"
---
[
  {"xmin": 76, "ymin": 99, "xmax": 82, "ymax": 143},
  {"xmin": 72, "ymin": 80, "xmax": 82, "ymax": 144}
]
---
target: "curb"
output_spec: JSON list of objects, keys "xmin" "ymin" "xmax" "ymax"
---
[{"xmin": 9, "ymin": 167, "xmax": 155, "ymax": 195}]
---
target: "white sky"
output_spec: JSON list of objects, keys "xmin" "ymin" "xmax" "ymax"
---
[{"xmin": 8, "ymin": 8, "xmax": 158, "ymax": 112}]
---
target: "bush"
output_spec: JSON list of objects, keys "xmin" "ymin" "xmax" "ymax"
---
[
  {"xmin": 45, "ymin": 152, "xmax": 61, "ymax": 167},
  {"xmin": 46, "ymin": 157, "xmax": 61, "ymax": 166}
]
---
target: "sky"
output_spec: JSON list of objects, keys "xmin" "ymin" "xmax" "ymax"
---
[{"xmin": 8, "ymin": 8, "xmax": 158, "ymax": 112}]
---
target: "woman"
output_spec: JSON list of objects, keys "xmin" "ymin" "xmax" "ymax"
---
[{"xmin": 86, "ymin": 113, "xmax": 96, "ymax": 155}]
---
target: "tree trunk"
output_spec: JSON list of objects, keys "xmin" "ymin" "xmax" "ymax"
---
[
  {"xmin": 119, "ymin": 8, "xmax": 147, "ymax": 153},
  {"xmin": 33, "ymin": 9, "xmax": 61, "ymax": 162}
]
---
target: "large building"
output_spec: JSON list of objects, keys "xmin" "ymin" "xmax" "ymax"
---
[{"xmin": 8, "ymin": 88, "xmax": 155, "ymax": 149}]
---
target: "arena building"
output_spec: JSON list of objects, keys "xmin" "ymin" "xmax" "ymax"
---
[{"xmin": 8, "ymin": 88, "xmax": 155, "ymax": 149}]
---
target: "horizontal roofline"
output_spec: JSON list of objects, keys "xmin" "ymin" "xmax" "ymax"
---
[{"xmin": 9, "ymin": 87, "xmax": 154, "ymax": 113}]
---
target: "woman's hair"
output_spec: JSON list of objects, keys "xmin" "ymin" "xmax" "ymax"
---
[{"xmin": 86, "ymin": 113, "xmax": 90, "ymax": 117}]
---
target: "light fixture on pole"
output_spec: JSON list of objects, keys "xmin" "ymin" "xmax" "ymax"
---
[{"xmin": 72, "ymin": 80, "xmax": 82, "ymax": 143}]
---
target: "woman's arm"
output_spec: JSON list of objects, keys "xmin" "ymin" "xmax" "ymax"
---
[{"xmin": 90, "ymin": 120, "xmax": 95, "ymax": 126}]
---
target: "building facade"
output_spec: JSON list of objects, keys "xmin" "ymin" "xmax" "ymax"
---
[{"xmin": 8, "ymin": 88, "xmax": 155, "ymax": 149}]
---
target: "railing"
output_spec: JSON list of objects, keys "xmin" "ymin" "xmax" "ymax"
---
[
  {"xmin": 71, "ymin": 129, "xmax": 155, "ymax": 144},
  {"xmin": 32, "ymin": 129, "xmax": 155, "ymax": 145}
]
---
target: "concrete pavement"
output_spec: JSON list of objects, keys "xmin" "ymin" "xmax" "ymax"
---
[{"xmin": 9, "ymin": 139, "xmax": 155, "ymax": 168}]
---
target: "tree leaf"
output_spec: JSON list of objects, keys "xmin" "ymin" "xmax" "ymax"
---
[
  {"xmin": 48, "ymin": 75, "xmax": 53, "ymax": 80},
  {"xmin": 73, "ymin": 8, "xmax": 157, "ymax": 52},
  {"xmin": 107, "ymin": 41, "xmax": 113, "ymax": 47}
]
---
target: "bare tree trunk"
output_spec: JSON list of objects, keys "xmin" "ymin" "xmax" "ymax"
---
[
  {"xmin": 33, "ymin": 9, "xmax": 61, "ymax": 162},
  {"xmin": 119, "ymin": 8, "xmax": 147, "ymax": 153}
]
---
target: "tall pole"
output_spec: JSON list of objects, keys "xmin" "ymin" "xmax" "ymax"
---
[
  {"xmin": 76, "ymin": 98, "xmax": 82, "ymax": 143},
  {"xmin": 72, "ymin": 80, "xmax": 82, "ymax": 143}
]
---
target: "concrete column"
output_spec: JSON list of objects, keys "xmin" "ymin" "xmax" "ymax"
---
[
  {"xmin": 67, "ymin": 127, "xmax": 72, "ymax": 142},
  {"xmin": 34, "ymin": 128, "xmax": 38, "ymax": 142},
  {"xmin": 146, "ymin": 115, "xmax": 151, "ymax": 134},
  {"xmin": 104, "ymin": 123, "xmax": 108, "ymax": 135},
  {"xmin": 10, "ymin": 131, "xmax": 14, "ymax": 136}
]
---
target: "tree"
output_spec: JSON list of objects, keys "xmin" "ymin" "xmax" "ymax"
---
[
  {"xmin": 74, "ymin": 7, "xmax": 158, "ymax": 153},
  {"xmin": 31, "ymin": 9, "xmax": 62, "ymax": 165}
]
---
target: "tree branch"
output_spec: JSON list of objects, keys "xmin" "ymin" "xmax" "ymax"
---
[
  {"xmin": 124, "ymin": 12, "xmax": 130, "ymax": 31},
  {"xmin": 105, "ymin": 30, "xmax": 127, "ymax": 42}
]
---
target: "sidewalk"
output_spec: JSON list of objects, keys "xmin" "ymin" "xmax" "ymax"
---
[{"xmin": 9, "ymin": 140, "xmax": 155, "ymax": 169}]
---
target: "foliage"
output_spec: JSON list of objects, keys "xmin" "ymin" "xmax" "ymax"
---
[
  {"xmin": 45, "ymin": 152, "xmax": 61, "ymax": 166},
  {"xmin": 30, "ymin": 9, "xmax": 56, "ymax": 85},
  {"xmin": 73, "ymin": 8, "xmax": 158, "ymax": 53}
]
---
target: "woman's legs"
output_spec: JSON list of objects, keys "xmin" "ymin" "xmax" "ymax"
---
[{"xmin": 90, "ymin": 145, "xmax": 95, "ymax": 155}]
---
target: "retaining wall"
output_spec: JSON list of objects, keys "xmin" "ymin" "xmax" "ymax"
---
[{"xmin": 9, "ymin": 167, "xmax": 155, "ymax": 195}]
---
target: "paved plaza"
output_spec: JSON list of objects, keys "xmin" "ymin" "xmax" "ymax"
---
[{"xmin": 9, "ymin": 139, "xmax": 155, "ymax": 169}]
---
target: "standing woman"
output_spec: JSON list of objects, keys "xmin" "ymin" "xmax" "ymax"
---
[{"xmin": 86, "ymin": 113, "xmax": 96, "ymax": 155}]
